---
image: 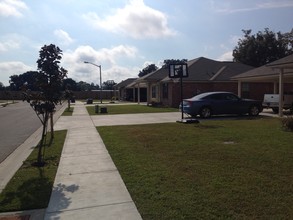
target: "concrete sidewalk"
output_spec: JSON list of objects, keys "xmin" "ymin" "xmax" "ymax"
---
[{"xmin": 44, "ymin": 102, "xmax": 142, "ymax": 220}]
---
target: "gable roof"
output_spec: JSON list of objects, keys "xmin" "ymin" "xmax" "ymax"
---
[
  {"xmin": 266, "ymin": 54, "xmax": 293, "ymax": 68},
  {"xmin": 232, "ymin": 54, "xmax": 293, "ymax": 82},
  {"xmin": 114, "ymin": 78, "xmax": 137, "ymax": 88},
  {"xmin": 136, "ymin": 67, "xmax": 169, "ymax": 83},
  {"xmin": 185, "ymin": 57, "xmax": 253, "ymax": 81},
  {"xmin": 128, "ymin": 57, "xmax": 254, "ymax": 87},
  {"xmin": 160, "ymin": 57, "xmax": 254, "ymax": 82}
]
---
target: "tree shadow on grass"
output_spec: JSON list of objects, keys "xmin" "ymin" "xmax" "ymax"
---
[
  {"xmin": 0, "ymin": 167, "xmax": 79, "ymax": 214},
  {"xmin": 0, "ymin": 168, "xmax": 52, "ymax": 211}
]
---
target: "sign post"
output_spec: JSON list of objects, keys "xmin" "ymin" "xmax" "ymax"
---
[{"xmin": 169, "ymin": 63, "xmax": 188, "ymax": 121}]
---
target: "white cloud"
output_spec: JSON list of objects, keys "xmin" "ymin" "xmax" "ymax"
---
[
  {"xmin": 213, "ymin": 0, "xmax": 293, "ymax": 14},
  {"xmin": 0, "ymin": 39, "xmax": 20, "ymax": 52},
  {"xmin": 62, "ymin": 45, "xmax": 139, "ymax": 84},
  {"xmin": 54, "ymin": 29, "xmax": 74, "ymax": 46},
  {"xmin": 83, "ymin": 0, "xmax": 177, "ymax": 39},
  {"xmin": 0, "ymin": 61, "xmax": 33, "ymax": 85},
  {"xmin": 217, "ymin": 51, "xmax": 233, "ymax": 61},
  {"xmin": 0, "ymin": 0, "xmax": 28, "ymax": 17}
]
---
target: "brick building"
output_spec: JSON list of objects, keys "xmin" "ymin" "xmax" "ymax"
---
[{"xmin": 126, "ymin": 57, "xmax": 272, "ymax": 107}]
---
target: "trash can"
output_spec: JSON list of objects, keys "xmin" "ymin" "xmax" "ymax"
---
[
  {"xmin": 95, "ymin": 105, "xmax": 99, "ymax": 113},
  {"xmin": 100, "ymin": 107, "xmax": 108, "ymax": 113}
]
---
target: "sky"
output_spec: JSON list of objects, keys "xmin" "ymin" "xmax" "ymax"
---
[{"xmin": 0, "ymin": 0, "xmax": 293, "ymax": 86}]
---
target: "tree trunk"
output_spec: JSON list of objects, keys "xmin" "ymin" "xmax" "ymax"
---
[
  {"xmin": 37, "ymin": 112, "xmax": 48, "ymax": 165},
  {"xmin": 50, "ymin": 112, "xmax": 54, "ymax": 140}
]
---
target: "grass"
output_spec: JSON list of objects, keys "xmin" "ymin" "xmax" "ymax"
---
[
  {"xmin": 0, "ymin": 130, "xmax": 67, "ymax": 212},
  {"xmin": 62, "ymin": 107, "xmax": 74, "ymax": 116},
  {"xmin": 87, "ymin": 104, "xmax": 178, "ymax": 115},
  {"xmin": 97, "ymin": 118, "xmax": 293, "ymax": 219}
]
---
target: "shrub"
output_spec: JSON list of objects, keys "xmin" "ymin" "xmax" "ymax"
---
[{"xmin": 281, "ymin": 116, "xmax": 293, "ymax": 131}]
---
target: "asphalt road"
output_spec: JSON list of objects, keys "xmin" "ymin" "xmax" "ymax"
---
[{"xmin": 0, "ymin": 101, "xmax": 42, "ymax": 163}]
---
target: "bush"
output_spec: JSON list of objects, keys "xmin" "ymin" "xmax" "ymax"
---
[{"xmin": 281, "ymin": 116, "xmax": 293, "ymax": 131}]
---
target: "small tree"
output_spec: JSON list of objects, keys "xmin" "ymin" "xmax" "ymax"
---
[
  {"xmin": 23, "ymin": 44, "xmax": 67, "ymax": 166},
  {"xmin": 64, "ymin": 89, "xmax": 74, "ymax": 109}
]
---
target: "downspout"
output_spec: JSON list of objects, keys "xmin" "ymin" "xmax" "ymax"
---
[{"xmin": 278, "ymin": 68, "xmax": 284, "ymax": 117}]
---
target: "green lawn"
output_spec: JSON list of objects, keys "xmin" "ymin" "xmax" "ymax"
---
[
  {"xmin": 97, "ymin": 118, "xmax": 293, "ymax": 219},
  {"xmin": 87, "ymin": 104, "xmax": 178, "ymax": 115},
  {"xmin": 62, "ymin": 107, "xmax": 74, "ymax": 116},
  {"xmin": 0, "ymin": 130, "xmax": 67, "ymax": 212}
]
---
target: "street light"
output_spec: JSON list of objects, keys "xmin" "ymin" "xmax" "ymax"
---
[{"xmin": 84, "ymin": 61, "xmax": 102, "ymax": 103}]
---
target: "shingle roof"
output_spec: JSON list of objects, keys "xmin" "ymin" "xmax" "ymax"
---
[
  {"xmin": 232, "ymin": 54, "xmax": 293, "ymax": 80},
  {"xmin": 231, "ymin": 65, "xmax": 275, "ymax": 80},
  {"xmin": 266, "ymin": 54, "xmax": 293, "ymax": 68},
  {"xmin": 160, "ymin": 57, "xmax": 253, "ymax": 82},
  {"xmin": 130, "ymin": 57, "xmax": 254, "ymax": 86},
  {"xmin": 137, "ymin": 67, "xmax": 169, "ymax": 82},
  {"xmin": 114, "ymin": 78, "xmax": 137, "ymax": 88}
]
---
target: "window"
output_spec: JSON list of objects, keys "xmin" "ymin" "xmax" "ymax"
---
[
  {"xmin": 162, "ymin": 83, "xmax": 168, "ymax": 99},
  {"xmin": 225, "ymin": 94, "xmax": 239, "ymax": 101},
  {"xmin": 152, "ymin": 85, "xmax": 157, "ymax": 98},
  {"xmin": 242, "ymin": 83, "xmax": 250, "ymax": 98}
]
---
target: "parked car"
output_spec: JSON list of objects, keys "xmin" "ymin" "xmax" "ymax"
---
[{"xmin": 180, "ymin": 92, "xmax": 263, "ymax": 118}]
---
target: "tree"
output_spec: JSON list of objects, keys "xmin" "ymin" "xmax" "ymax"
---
[
  {"xmin": 138, "ymin": 64, "xmax": 158, "ymax": 77},
  {"xmin": 64, "ymin": 89, "xmax": 74, "ymax": 109},
  {"xmin": 62, "ymin": 78, "xmax": 78, "ymax": 91},
  {"xmin": 233, "ymin": 28, "xmax": 293, "ymax": 67},
  {"xmin": 0, "ymin": 82, "xmax": 5, "ymax": 91},
  {"xmin": 161, "ymin": 59, "xmax": 187, "ymax": 69},
  {"xmin": 103, "ymin": 80, "xmax": 116, "ymax": 90},
  {"xmin": 23, "ymin": 44, "xmax": 67, "ymax": 166},
  {"xmin": 9, "ymin": 71, "xmax": 39, "ymax": 91}
]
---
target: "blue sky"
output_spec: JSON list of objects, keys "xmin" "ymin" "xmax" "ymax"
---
[{"xmin": 0, "ymin": 0, "xmax": 293, "ymax": 86}]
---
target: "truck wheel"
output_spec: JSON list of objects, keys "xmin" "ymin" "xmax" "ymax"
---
[
  {"xmin": 272, "ymin": 107, "xmax": 279, "ymax": 114},
  {"xmin": 249, "ymin": 105, "xmax": 260, "ymax": 116},
  {"xmin": 200, "ymin": 107, "xmax": 212, "ymax": 118}
]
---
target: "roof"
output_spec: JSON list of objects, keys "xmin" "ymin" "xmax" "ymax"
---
[
  {"xmin": 232, "ymin": 54, "xmax": 293, "ymax": 81},
  {"xmin": 128, "ymin": 57, "xmax": 254, "ymax": 87},
  {"xmin": 188, "ymin": 57, "xmax": 253, "ymax": 81},
  {"xmin": 136, "ymin": 67, "xmax": 169, "ymax": 83},
  {"xmin": 162, "ymin": 57, "xmax": 254, "ymax": 82},
  {"xmin": 266, "ymin": 54, "xmax": 293, "ymax": 68},
  {"xmin": 114, "ymin": 78, "xmax": 137, "ymax": 88}
]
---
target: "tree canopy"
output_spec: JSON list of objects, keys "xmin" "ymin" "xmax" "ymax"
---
[
  {"xmin": 8, "ymin": 72, "xmax": 99, "ymax": 92},
  {"xmin": 103, "ymin": 80, "xmax": 117, "ymax": 90},
  {"xmin": 161, "ymin": 59, "xmax": 188, "ymax": 69},
  {"xmin": 138, "ymin": 64, "xmax": 158, "ymax": 77},
  {"xmin": 9, "ymin": 71, "xmax": 39, "ymax": 91},
  {"xmin": 233, "ymin": 28, "xmax": 293, "ymax": 67}
]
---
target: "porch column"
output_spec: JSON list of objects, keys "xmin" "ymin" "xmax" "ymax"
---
[
  {"xmin": 237, "ymin": 81, "xmax": 242, "ymax": 97},
  {"xmin": 278, "ymin": 68, "xmax": 284, "ymax": 117},
  {"xmin": 137, "ymin": 83, "xmax": 140, "ymax": 104}
]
